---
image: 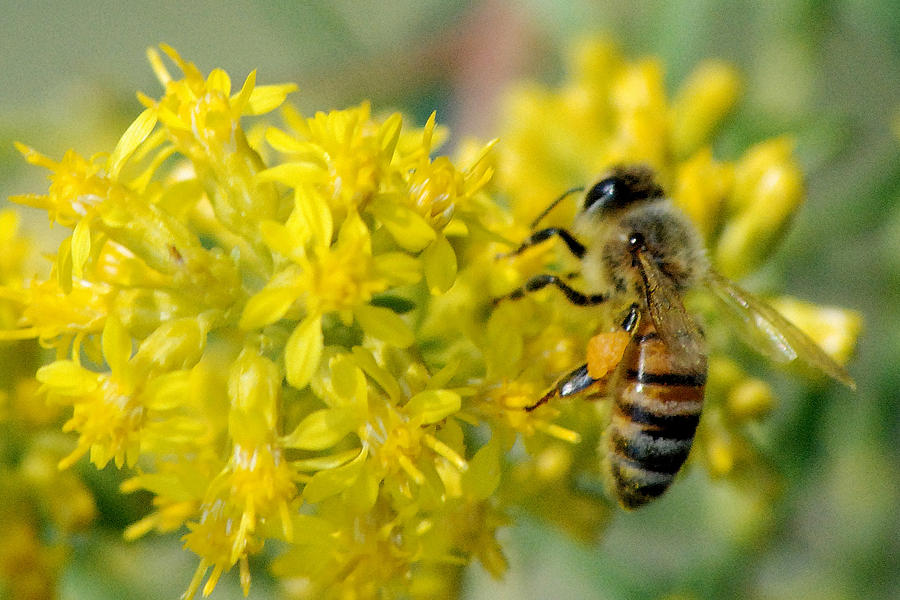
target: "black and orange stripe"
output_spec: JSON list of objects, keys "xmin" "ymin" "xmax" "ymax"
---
[{"xmin": 605, "ymin": 318, "xmax": 706, "ymax": 509}]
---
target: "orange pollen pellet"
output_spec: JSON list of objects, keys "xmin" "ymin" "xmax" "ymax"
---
[{"xmin": 586, "ymin": 330, "xmax": 632, "ymax": 379}]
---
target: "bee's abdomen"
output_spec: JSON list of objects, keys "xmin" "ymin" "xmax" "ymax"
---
[{"xmin": 606, "ymin": 335, "xmax": 706, "ymax": 509}]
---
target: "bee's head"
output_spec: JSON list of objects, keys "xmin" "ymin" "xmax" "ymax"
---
[{"xmin": 581, "ymin": 165, "xmax": 664, "ymax": 217}]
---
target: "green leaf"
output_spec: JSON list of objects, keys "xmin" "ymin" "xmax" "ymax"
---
[{"xmin": 370, "ymin": 294, "xmax": 417, "ymax": 314}]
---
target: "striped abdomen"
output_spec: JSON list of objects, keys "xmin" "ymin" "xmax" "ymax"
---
[{"xmin": 605, "ymin": 316, "xmax": 707, "ymax": 509}]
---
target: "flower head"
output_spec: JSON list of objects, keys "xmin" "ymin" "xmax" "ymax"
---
[{"xmin": 6, "ymin": 44, "xmax": 496, "ymax": 598}]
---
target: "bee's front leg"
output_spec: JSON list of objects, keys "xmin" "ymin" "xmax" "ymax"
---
[
  {"xmin": 492, "ymin": 274, "xmax": 607, "ymax": 306},
  {"xmin": 498, "ymin": 227, "xmax": 586, "ymax": 259}
]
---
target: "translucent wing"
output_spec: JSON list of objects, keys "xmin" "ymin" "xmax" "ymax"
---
[
  {"xmin": 634, "ymin": 251, "xmax": 706, "ymax": 374},
  {"xmin": 706, "ymin": 269, "xmax": 855, "ymax": 389}
]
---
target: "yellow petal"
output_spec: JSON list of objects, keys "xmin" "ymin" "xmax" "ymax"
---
[
  {"xmin": 378, "ymin": 112, "xmax": 403, "ymax": 158},
  {"xmin": 461, "ymin": 438, "xmax": 501, "ymax": 500},
  {"xmin": 341, "ymin": 463, "xmax": 379, "ymax": 514},
  {"xmin": 36, "ymin": 361, "xmax": 98, "ymax": 395},
  {"xmin": 328, "ymin": 354, "xmax": 367, "ymax": 410},
  {"xmin": 295, "ymin": 186, "xmax": 333, "ymax": 248},
  {"xmin": 107, "ymin": 108, "xmax": 158, "ymax": 180},
  {"xmin": 228, "ymin": 349, "xmax": 280, "ymax": 440},
  {"xmin": 240, "ymin": 284, "xmax": 299, "ymax": 330},
  {"xmin": 260, "ymin": 220, "xmax": 306, "ymax": 259},
  {"xmin": 101, "ymin": 315, "xmax": 132, "ymax": 374},
  {"xmin": 291, "ymin": 448, "xmax": 362, "ymax": 472},
  {"xmin": 368, "ymin": 197, "xmax": 436, "ymax": 252},
  {"xmin": 206, "ymin": 67, "xmax": 231, "ymax": 95},
  {"xmin": 282, "ymin": 408, "xmax": 358, "ymax": 451},
  {"xmin": 404, "ymin": 389, "xmax": 460, "ymax": 424},
  {"xmin": 302, "ymin": 447, "xmax": 366, "ymax": 503},
  {"xmin": 230, "ymin": 69, "xmax": 256, "ymax": 115},
  {"xmin": 422, "ymin": 234, "xmax": 458, "ymax": 294},
  {"xmin": 70, "ymin": 219, "xmax": 91, "ymax": 280},
  {"xmin": 673, "ymin": 148, "xmax": 734, "ymax": 239},
  {"xmin": 285, "ymin": 315, "xmax": 323, "ymax": 389},
  {"xmin": 354, "ymin": 304, "xmax": 414, "ymax": 348},
  {"xmin": 244, "ymin": 83, "xmax": 298, "ymax": 116},
  {"xmin": 350, "ymin": 347, "xmax": 402, "ymax": 403},
  {"xmin": 56, "ymin": 237, "xmax": 73, "ymax": 294},
  {"xmin": 257, "ymin": 162, "xmax": 326, "ymax": 187},
  {"xmin": 265, "ymin": 126, "xmax": 312, "ymax": 153}
]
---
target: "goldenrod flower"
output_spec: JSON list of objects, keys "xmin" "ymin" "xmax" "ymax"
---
[{"xmin": 6, "ymin": 44, "xmax": 496, "ymax": 598}]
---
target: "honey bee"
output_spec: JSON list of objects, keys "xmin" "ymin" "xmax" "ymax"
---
[{"xmin": 497, "ymin": 165, "xmax": 854, "ymax": 509}]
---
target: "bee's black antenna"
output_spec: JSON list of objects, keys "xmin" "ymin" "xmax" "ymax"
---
[{"xmin": 530, "ymin": 186, "xmax": 584, "ymax": 229}]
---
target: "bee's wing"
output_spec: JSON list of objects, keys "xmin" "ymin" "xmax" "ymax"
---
[
  {"xmin": 634, "ymin": 251, "xmax": 706, "ymax": 374},
  {"xmin": 706, "ymin": 269, "xmax": 855, "ymax": 389}
]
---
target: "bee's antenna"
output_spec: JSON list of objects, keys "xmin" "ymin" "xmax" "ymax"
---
[{"xmin": 530, "ymin": 186, "xmax": 584, "ymax": 229}]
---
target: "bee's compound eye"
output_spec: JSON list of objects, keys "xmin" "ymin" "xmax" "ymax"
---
[
  {"xmin": 583, "ymin": 177, "xmax": 619, "ymax": 212},
  {"xmin": 584, "ymin": 177, "xmax": 633, "ymax": 214}
]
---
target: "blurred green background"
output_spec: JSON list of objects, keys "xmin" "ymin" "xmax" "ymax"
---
[{"xmin": 1, "ymin": 1, "xmax": 897, "ymax": 598}]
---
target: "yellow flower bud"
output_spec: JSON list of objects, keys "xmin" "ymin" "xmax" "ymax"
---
[
  {"xmin": 671, "ymin": 60, "xmax": 742, "ymax": 158},
  {"xmin": 132, "ymin": 317, "xmax": 207, "ymax": 374},
  {"xmin": 674, "ymin": 148, "xmax": 734, "ymax": 239},
  {"xmin": 707, "ymin": 432, "xmax": 736, "ymax": 477},
  {"xmin": 727, "ymin": 378, "xmax": 775, "ymax": 421},
  {"xmin": 716, "ymin": 137, "xmax": 804, "ymax": 277},
  {"xmin": 228, "ymin": 349, "xmax": 280, "ymax": 443}
]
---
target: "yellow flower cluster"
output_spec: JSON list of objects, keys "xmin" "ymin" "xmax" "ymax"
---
[
  {"xmin": 6, "ymin": 45, "xmax": 499, "ymax": 598},
  {"xmin": 3, "ymin": 39, "xmax": 862, "ymax": 598}
]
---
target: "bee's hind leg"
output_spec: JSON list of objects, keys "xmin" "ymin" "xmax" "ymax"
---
[{"xmin": 526, "ymin": 364, "xmax": 598, "ymax": 411}]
